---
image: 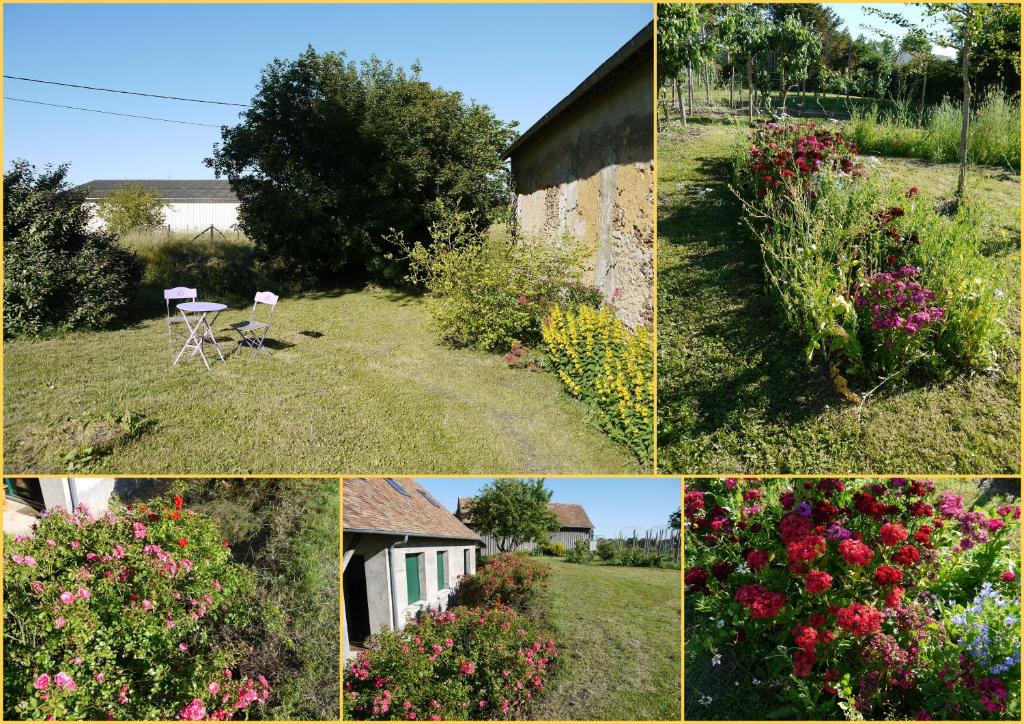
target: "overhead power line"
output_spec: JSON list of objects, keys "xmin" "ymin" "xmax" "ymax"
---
[
  {"xmin": 4, "ymin": 75, "xmax": 247, "ymax": 107},
  {"xmin": 5, "ymin": 97, "xmax": 224, "ymax": 128}
]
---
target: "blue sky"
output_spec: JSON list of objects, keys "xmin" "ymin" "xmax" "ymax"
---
[
  {"xmin": 3, "ymin": 3, "xmax": 652, "ymax": 184},
  {"xmin": 827, "ymin": 3, "xmax": 955, "ymax": 56},
  {"xmin": 419, "ymin": 478, "xmax": 680, "ymax": 538}
]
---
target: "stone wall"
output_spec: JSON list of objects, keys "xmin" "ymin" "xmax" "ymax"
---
[{"xmin": 510, "ymin": 59, "xmax": 654, "ymax": 329}]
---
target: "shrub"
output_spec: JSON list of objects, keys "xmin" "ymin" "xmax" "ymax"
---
[
  {"xmin": 343, "ymin": 604, "xmax": 557, "ymax": 720},
  {"xmin": 95, "ymin": 184, "xmax": 166, "ymax": 236},
  {"xmin": 684, "ymin": 477, "xmax": 1021, "ymax": 719},
  {"xmin": 564, "ymin": 540, "xmax": 593, "ymax": 565},
  {"xmin": 3, "ymin": 160, "xmax": 144, "ymax": 337},
  {"xmin": 3, "ymin": 496, "xmax": 272, "ymax": 720},
  {"xmin": 405, "ymin": 210, "xmax": 598, "ymax": 352},
  {"xmin": 595, "ymin": 539, "xmax": 622, "ymax": 561},
  {"xmin": 733, "ymin": 121, "xmax": 1012, "ymax": 388},
  {"xmin": 542, "ymin": 304, "xmax": 653, "ymax": 464},
  {"xmin": 457, "ymin": 553, "xmax": 550, "ymax": 612},
  {"xmin": 537, "ymin": 541, "xmax": 565, "ymax": 557}
]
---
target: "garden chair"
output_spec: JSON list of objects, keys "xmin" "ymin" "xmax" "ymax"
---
[
  {"xmin": 229, "ymin": 291, "xmax": 279, "ymax": 360},
  {"xmin": 164, "ymin": 287, "xmax": 198, "ymax": 361}
]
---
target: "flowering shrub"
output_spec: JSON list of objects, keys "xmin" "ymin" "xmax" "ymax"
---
[
  {"xmin": 542, "ymin": 304, "xmax": 653, "ymax": 464},
  {"xmin": 343, "ymin": 604, "xmax": 558, "ymax": 720},
  {"xmin": 457, "ymin": 554, "xmax": 550, "ymax": 613},
  {"xmin": 684, "ymin": 478, "xmax": 1020, "ymax": 719},
  {"xmin": 735, "ymin": 120, "xmax": 863, "ymax": 200},
  {"xmin": 4, "ymin": 497, "xmax": 271, "ymax": 720},
  {"xmin": 732, "ymin": 120, "xmax": 1011, "ymax": 388}
]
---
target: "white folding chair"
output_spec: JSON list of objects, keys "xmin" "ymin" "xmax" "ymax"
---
[
  {"xmin": 230, "ymin": 291, "xmax": 279, "ymax": 360},
  {"xmin": 164, "ymin": 287, "xmax": 197, "ymax": 360}
]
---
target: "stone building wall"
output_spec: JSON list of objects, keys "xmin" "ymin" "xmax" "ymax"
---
[{"xmin": 510, "ymin": 59, "xmax": 654, "ymax": 330}]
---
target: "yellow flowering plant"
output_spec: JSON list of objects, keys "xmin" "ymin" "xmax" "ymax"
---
[{"xmin": 542, "ymin": 304, "xmax": 653, "ymax": 464}]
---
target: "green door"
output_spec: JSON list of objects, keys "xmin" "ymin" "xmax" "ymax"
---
[
  {"xmin": 405, "ymin": 553, "xmax": 422, "ymax": 602},
  {"xmin": 437, "ymin": 551, "xmax": 447, "ymax": 590}
]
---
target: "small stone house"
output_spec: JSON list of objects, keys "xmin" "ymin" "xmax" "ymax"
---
[
  {"xmin": 342, "ymin": 478, "xmax": 482, "ymax": 660},
  {"xmin": 455, "ymin": 498, "xmax": 595, "ymax": 556},
  {"xmin": 506, "ymin": 21, "xmax": 654, "ymax": 330}
]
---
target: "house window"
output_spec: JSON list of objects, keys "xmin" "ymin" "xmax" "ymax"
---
[
  {"xmin": 464, "ymin": 548, "xmax": 472, "ymax": 575},
  {"xmin": 405, "ymin": 553, "xmax": 423, "ymax": 603},
  {"xmin": 437, "ymin": 551, "xmax": 447, "ymax": 590}
]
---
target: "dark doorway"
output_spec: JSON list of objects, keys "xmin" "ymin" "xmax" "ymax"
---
[
  {"xmin": 344, "ymin": 554, "xmax": 371, "ymax": 645},
  {"xmin": 4, "ymin": 478, "xmax": 44, "ymax": 509}
]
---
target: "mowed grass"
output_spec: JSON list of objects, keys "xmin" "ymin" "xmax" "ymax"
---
[
  {"xmin": 532, "ymin": 560, "xmax": 681, "ymax": 721},
  {"xmin": 3, "ymin": 288, "xmax": 637, "ymax": 474},
  {"xmin": 657, "ymin": 121, "xmax": 1020, "ymax": 474},
  {"xmin": 682, "ymin": 477, "xmax": 1021, "ymax": 720}
]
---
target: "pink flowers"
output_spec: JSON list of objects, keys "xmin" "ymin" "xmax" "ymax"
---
[
  {"xmin": 142, "ymin": 599, "xmax": 153, "ymax": 610},
  {"xmin": 179, "ymin": 698, "xmax": 206, "ymax": 720},
  {"xmin": 209, "ymin": 682, "xmax": 220, "ymax": 694},
  {"xmin": 54, "ymin": 616, "xmax": 66, "ymax": 629},
  {"xmin": 11, "ymin": 554, "xmax": 37, "ymax": 566},
  {"xmin": 77, "ymin": 587, "xmax": 91, "ymax": 600},
  {"xmin": 459, "ymin": 660, "xmax": 476, "ymax": 676},
  {"xmin": 34, "ymin": 674, "xmax": 51, "ymax": 690},
  {"xmin": 53, "ymin": 672, "xmax": 75, "ymax": 691},
  {"xmin": 58, "ymin": 591, "xmax": 75, "ymax": 605},
  {"xmin": 179, "ymin": 642, "xmax": 189, "ymax": 652},
  {"xmin": 132, "ymin": 522, "xmax": 147, "ymax": 539}
]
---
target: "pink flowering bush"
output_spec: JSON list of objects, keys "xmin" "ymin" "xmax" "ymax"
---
[
  {"xmin": 4, "ymin": 496, "xmax": 271, "ymax": 720},
  {"xmin": 343, "ymin": 604, "xmax": 558, "ymax": 720},
  {"xmin": 457, "ymin": 554, "xmax": 550, "ymax": 613},
  {"xmin": 684, "ymin": 478, "xmax": 1020, "ymax": 719},
  {"xmin": 732, "ymin": 119, "xmax": 1011, "ymax": 391}
]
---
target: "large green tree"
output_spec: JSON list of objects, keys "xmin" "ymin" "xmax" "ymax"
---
[
  {"xmin": 462, "ymin": 478, "xmax": 558, "ymax": 553},
  {"xmin": 770, "ymin": 15, "xmax": 822, "ymax": 111},
  {"xmin": 207, "ymin": 48, "xmax": 518, "ymax": 284}
]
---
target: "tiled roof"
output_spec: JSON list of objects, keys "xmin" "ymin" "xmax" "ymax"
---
[
  {"xmin": 344, "ymin": 478, "xmax": 482, "ymax": 541},
  {"xmin": 456, "ymin": 497, "xmax": 594, "ymax": 531},
  {"xmin": 79, "ymin": 179, "xmax": 238, "ymax": 203}
]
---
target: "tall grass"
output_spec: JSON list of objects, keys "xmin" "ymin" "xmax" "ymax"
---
[{"xmin": 848, "ymin": 90, "xmax": 1020, "ymax": 169}]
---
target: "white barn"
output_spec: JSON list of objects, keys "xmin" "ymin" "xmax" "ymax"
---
[{"xmin": 80, "ymin": 179, "xmax": 239, "ymax": 233}]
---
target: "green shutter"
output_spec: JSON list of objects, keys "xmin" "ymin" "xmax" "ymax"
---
[
  {"xmin": 437, "ymin": 551, "xmax": 446, "ymax": 590},
  {"xmin": 405, "ymin": 553, "xmax": 421, "ymax": 602}
]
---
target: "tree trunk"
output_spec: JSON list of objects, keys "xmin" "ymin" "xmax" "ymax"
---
[
  {"xmin": 747, "ymin": 55, "xmax": 754, "ymax": 121},
  {"xmin": 780, "ymin": 70, "xmax": 788, "ymax": 112},
  {"xmin": 730, "ymin": 64, "xmax": 735, "ymax": 113},
  {"xmin": 675, "ymin": 79, "xmax": 687, "ymax": 127},
  {"xmin": 687, "ymin": 65, "xmax": 694, "ymax": 115},
  {"xmin": 956, "ymin": 18, "xmax": 971, "ymax": 201},
  {"xmin": 704, "ymin": 62, "xmax": 711, "ymax": 104},
  {"xmin": 920, "ymin": 61, "xmax": 928, "ymax": 115}
]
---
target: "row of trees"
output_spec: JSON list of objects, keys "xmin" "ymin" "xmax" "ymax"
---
[
  {"xmin": 658, "ymin": 3, "xmax": 1021, "ymax": 202},
  {"xmin": 658, "ymin": 3, "xmax": 1020, "ymax": 122}
]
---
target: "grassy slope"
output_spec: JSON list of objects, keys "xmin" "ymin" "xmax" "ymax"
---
[
  {"xmin": 657, "ymin": 121, "xmax": 1021, "ymax": 474},
  {"xmin": 682, "ymin": 478, "xmax": 1021, "ymax": 720},
  {"xmin": 533, "ymin": 560, "xmax": 681, "ymax": 721},
  {"xmin": 3, "ymin": 288, "xmax": 637, "ymax": 474},
  {"xmin": 181, "ymin": 480, "xmax": 340, "ymax": 720}
]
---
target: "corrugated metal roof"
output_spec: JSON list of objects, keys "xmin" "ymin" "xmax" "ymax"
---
[
  {"xmin": 79, "ymin": 179, "xmax": 238, "ymax": 203},
  {"xmin": 344, "ymin": 478, "xmax": 482, "ymax": 541},
  {"xmin": 504, "ymin": 20, "xmax": 654, "ymax": 159}
]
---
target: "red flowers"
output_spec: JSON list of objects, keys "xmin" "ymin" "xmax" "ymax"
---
[
  {"xmin": 804, "ymin": 570, "xmax": 832, "ymax": 594},
  {"xmin": 178, "ymin": 538, "xmax": 188, "ymax": 548},
  {"xmin": 892, "ymin": 545, "xmax": 920, "ymax": 566},
  {"xmin": 174, "ymin": 495, "xmax": 184, "ymax": 511},
  {"xmin": 778, "ymin": 512, "xmax": 813, "ymax": 543},
  {"xmin": 745, "ymin": 549, "xmax": 770, "ymax": 572},
  {"xmin": 735, "ymin": 584, "xmax": 786, "ymax": 620},
  {"xmin": 873, "ymin": 565, "xmax": 904, "ymax": 586},
  {"xmin": 786, "ymin": 535, "xmax": 826, "ymax": 564},
  {"xmin": 880, "ymin": 523, "xmax": 909, "ymax": 546},
  {"xmin": 838, "ymin": 539, "xmax": 873, "ymax": 566},
  {"xmin": 684, "ymin": 567, "xmax": 709, "ymax": 593},
  {"xmin": 835, "ymin": 602, "xmax": 883, "ymax": 637},
  {"xmin": 1000, "ymin": 570, "xmax": 1016, "ymax": 581}
]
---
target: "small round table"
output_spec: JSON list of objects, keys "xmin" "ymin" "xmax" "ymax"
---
[{"xmin": 174, "ymin": 301, "xmax": 227, "ymax": 370}]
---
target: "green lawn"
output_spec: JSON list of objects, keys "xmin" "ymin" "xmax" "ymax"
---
[
  {"xmin": 3, "ymin": 288, "xmax": 638, "ymax": 474},
  {"xmin": 532, "ymin": 560, "xmax": 681, "ymax": 721},
  {"xmin": 656, "ymin": 120, "xmax": 1021, "ymax": 474}
]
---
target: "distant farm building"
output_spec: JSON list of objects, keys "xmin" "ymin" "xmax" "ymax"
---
[
  {"xmin": 506, "ymin": 21, "xmax": 654, "ymax": 330},
  {"xmin": 455, "ymin": 497, "xmax": 595, "ymax": 556},
  {"xmin": 80, "ymin": 179, "xmax": 239, "ymax": 233}
]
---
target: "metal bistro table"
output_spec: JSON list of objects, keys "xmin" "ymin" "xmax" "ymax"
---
[{"xmin": 174, "ymin": 301, "xmax": 228, "ymax": 371}]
